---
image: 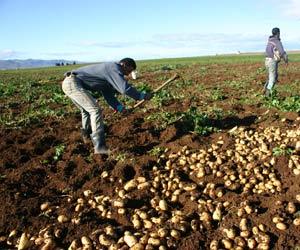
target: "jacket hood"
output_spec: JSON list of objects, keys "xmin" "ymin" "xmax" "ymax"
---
[{"xmin": 269, "ymin": 36, "xmax": 281, "ymax": 41}]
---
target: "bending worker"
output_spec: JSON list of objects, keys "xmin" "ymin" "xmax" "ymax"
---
[{"xmin": 62, "ymin": 58, "xmax": 153, "ymax": 154}]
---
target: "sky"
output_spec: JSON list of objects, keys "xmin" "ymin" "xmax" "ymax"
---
[{"xmin": 1, "ymin": 0, "xmax": 300, "ymax": 62}]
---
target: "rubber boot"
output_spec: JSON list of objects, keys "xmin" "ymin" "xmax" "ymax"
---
[
  {"xmin": 90, "ymin": 129, "xmax": 110, "ymax": 155},
  {"xmin": 264, "ymin": 89, "xmax": 271, "ymax": 97},
  {"xmin": 81, "ymin": 128, "xmax": 91, "ymax": 144},
  {"xmin": 262, "ymin": 83, "xmax": 267, "ymax": 95}
]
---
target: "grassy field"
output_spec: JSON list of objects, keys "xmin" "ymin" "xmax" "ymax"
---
[
  {"xmin": 1, "ymin": 54, "xmax": 299, "ymax": 129},
  {"xmin": 138, "ymin": 53, "xmax": 300, "ymax": 66}
]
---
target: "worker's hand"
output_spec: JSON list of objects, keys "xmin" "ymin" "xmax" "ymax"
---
[
  {"xmin": 143, "ymin": 92, "xmax": 154, "ymax": 100},
  {"xmin": 113, "ymin": 107, "xmax": 132, "ymax": 115},
  {"xmin": 114, "ymin": 104, "xmax": 127, "ymax": 113},
  {"xmin": 122, "ymin": 108, "xmax": 133, "ymax": 115}
]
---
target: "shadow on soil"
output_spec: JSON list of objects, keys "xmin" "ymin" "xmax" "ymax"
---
[
  {"xmin": 173, "ymin": 115, "xmax": 257, "ymax": 139},
  {"xmin": 211, "ymin": 115, "xmax": 258, "ymax": 129}
]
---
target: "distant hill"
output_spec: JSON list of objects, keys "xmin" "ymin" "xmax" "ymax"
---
[{"xmin": 0, "ymin": 59, "xmax": 79, "ymax": 70}]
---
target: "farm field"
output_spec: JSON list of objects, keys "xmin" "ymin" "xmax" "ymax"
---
[{"xmin": 0, "ymin": 54, "xmax": 300, "ymax": 250}]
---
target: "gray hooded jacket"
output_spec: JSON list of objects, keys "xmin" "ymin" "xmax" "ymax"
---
[{"xmin": 67, "ymin": 62, "xmax": 144, "ymax": 111}]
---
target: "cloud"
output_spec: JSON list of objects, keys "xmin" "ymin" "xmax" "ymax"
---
[
  {"xmin": 37, "ymin": 51, "xmax": 97, "ymax": 62},
  {"xmin": 147, "ymin": 33, "xmax": 266, "ymax": 55},
  {"xmin": 44, "ymin": 31, "xmax": 300, "ymax": 61},
  {"xmin": 71, "ymin": 40, "xmax": 136, "ymax": 48},
  {"xmin": 0, "ymin": 49, "xmax": 19, "ymax": 59},
  {"xmin": 267, "ymin": 0, "xmax": 300, "ymax": 19},
  {"xmin": 44, "ymin": 51, "xmax": 94, "ymax": 57},
  {"xmin": 281, "ymin": 0, "xmax": 300, "ymax": 19},
  {"xmin": 4, "ymin": 32, "xmax": 298, "ymax": 61},
  {"xmin": 57, "ymin": 32, "xmax": 272, "ymax": 61},
  {"xmin": 73, "ymin": 32, "xmax": 265, "ymax": 54}
]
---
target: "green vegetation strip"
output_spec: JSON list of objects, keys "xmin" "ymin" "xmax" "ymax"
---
[{"xmin": 1, "ymin": 53, "xmax": 300, "ymax": 128}]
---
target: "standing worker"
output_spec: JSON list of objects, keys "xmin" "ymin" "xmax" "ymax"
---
[
  {"xmin": 264, "ymin": 27, "xmax": 288, "ymax": 97},
  {"xmin": 62, "ymin": 58, "xmax": 153, "ymax": 154}
]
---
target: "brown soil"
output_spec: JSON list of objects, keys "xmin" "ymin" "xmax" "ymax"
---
[{"xmin": 0, "ymin": 62, "xmax": 299, "ymax": 249}]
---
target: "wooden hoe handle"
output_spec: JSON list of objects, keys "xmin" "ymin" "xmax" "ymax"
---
[{"xmin": 133, "ymin": 74, "xmax": 180, "ymax": 109}]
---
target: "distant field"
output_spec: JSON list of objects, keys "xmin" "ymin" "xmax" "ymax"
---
[
  {"xmin": 1, "ymin": 53, "xmax": 299, "ymax": 128},
  {"xmin": 138, "ymin": 52, "xmax": 300, "ymax": 66}
]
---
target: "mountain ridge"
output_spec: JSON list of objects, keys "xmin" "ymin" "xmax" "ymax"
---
[{"xmin": 0, "ymin": 59, "xmax": 80, "ymax": 70}]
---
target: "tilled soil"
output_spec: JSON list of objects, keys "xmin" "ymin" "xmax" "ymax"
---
[{"xmin": 0, "ymin": 62, "xmax": 299, "ymax": 250}]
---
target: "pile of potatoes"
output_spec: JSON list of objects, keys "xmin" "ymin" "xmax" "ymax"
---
[{"xmin": 3, "ymin": 126, "xmax": 300, "ymax": 249}]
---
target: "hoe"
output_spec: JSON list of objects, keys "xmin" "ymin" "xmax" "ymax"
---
[{"xmin": 132, "ymin": 73, "xmax": 180, "ymax": 109}]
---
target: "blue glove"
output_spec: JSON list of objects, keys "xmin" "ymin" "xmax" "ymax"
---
[
  {"xmin": 140, "ymin": 92, "xmax": 153, "ymax": 100},
  {"xmin": 115, "ymin": 104, "xmax": 124, "ymax": 113}
]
